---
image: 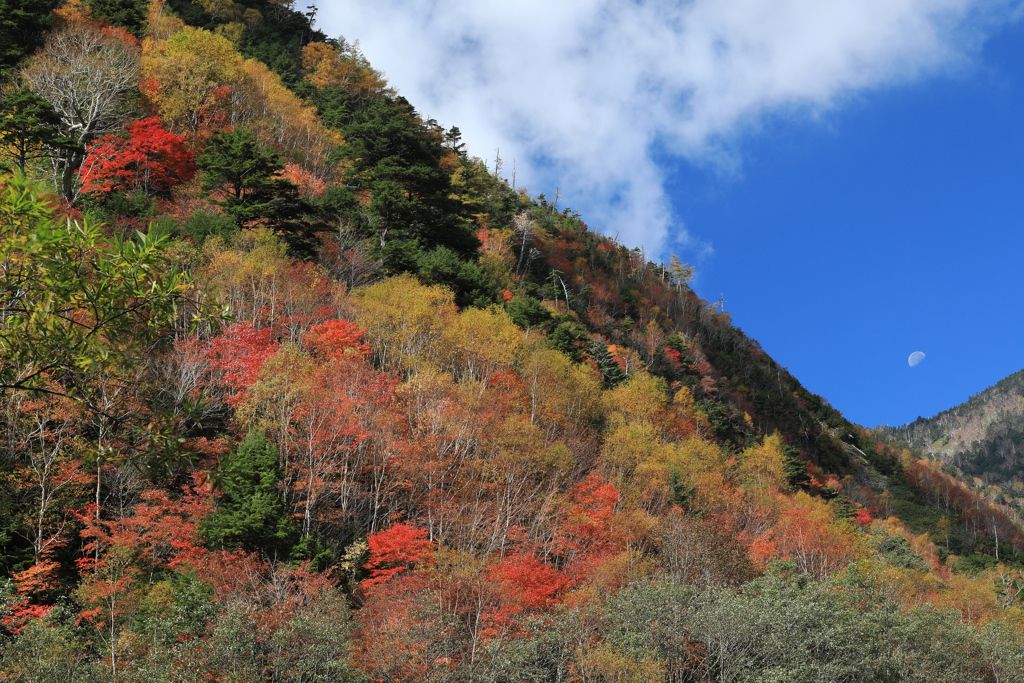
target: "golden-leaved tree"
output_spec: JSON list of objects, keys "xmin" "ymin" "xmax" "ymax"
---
[{"xmin": 142, "ymin": 26, "xmax": 342, "ymax": 177}]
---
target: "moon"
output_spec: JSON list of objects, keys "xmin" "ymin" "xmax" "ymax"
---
[{"xmin": 908, "ymin": 351, "xmax": 926, "ymax": 367}]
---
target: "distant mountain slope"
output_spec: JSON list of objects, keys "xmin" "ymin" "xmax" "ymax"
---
[{"xmin": 876, "ymin": 368, "xmax": 1024, "ymax": 498}]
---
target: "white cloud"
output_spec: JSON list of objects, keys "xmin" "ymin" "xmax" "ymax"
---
[{"xmin": 314, "ymin": 0, "xmax": 1018, "ymax": 258}]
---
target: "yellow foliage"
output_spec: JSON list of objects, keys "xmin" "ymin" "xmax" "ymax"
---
[
  {"xmin": 355, "ymin": 281, "xmax": 524, "ymax": 382},
  {"xmin": 484, "ymin": 412, "xmax": 545, "ymax": 456},
  {"xmin": 447, "ymin": 161, "xmax": 496, "ymax": 228},
  {"xmin": 442, "ymin": 306, "xmax": 523, "ymax": 382},
  {"xmin": 300, "ymin": 41, "xmax": 391, "ymax": 97},
  {"xmin": 576, "ymin": 641, "xmax": 666, "ymax": 683},
  {"xmin": 520, "ymin": 344, "xmax": 602, "ymax": 431},
  {"xmin": 541, "ymin": 443, "xmax": 576, "ymax": 475},
  {"xmin": 53, "ymin": 0, "xmax": 89, "ymax": 28},
  {"xmin": 143, "ymin": 27, "xmax": 342, "ymax": 178},
  {"xmin": 790, "ymin": 489, "xmax": 833, "ymax": 515},
  {"xmin": 668, "ymin": 385, "xmax": 711, "ymax": 437},
  {"xmin": 354, "ymin": 274, "xmax": 458, "ymax": 373},
  {"xmin": 237, "ymin": 342, "xmax": 314, "ymax": 434},
  {"xmin": 659, "ymin": 437, "xmax": 730, "ymax": 511},
  {"xmin": 232, "ymin": 58, "xmax": 344, "ymax": 177},
  {"xmin": 604, "ymin": 372, "xmax": 666, "ymax": 428},
  {"xmin": 612, "ymin": 509, "xmax": 662, "ymax": 553},
  {"xmin": 396, "ymin": 366, "xmax": 458, "ymax": 425},
  {"xmin": 140, "ymin": 581, "xmax": 176, "ymax": 622},
  {"xmin": 737, "ymin": 432, "xmax": 787, "ymax": 491},
  {"xmin": 673, "ymin": 386, "xmax": 695, "ymax": 411},
  {"xmin": 145, "ymin": 0, "xmax": 185, "ymax": 40},
  {"xmin": 667, "ymin": 437, "xmax": 726, "ymax": 482},
  {"xmin": 201, "ymin": 228, "xmax": 293, "ymax": 324},
  {"xmin": 241, "ymin": 8, "xmax": 261, "ymax": 29},
  {"xmin": 477, "ymin": 415, "xmax": 555, "ymax": 501},
  {"xmin": 937, "ymin": 572, "xmax": 1002, "ymax": 624},
  {"xmin": 197, "ymin": 0, "xmax": 243, "ymax": 22},
  {"xmin": 478, "ymin": 250, "xmax": 514, "ymax": 292},
  {"xmin": 602, "ymin": 423, "xmax": 662, "ymax": 478},
  {"xmin": 600, "ymin": 422, "xmax": 675, "ymax": 510},
  {"xmin": 142, "ymin": 27, "xmax": 242, "ymax": 139},
  {"xmin": 214, "ymin": 22, "xmax": 246, "ymax": 46}
]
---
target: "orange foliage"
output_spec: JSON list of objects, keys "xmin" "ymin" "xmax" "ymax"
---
[
  {"xmin": 1, "ymin": 597, "xmax": 53, "ymax": 634},
  {"xmin": 762, "ymin": 493, "xmax": 861, "ymax": 580},
  {"xmin": 76, "ymin": 483, "xmax": 211, "ymax": 575},
  {"xmin": 78, "ymin": 117, "xmax": 195, "ymax": 196},
  {"xmin": 206, "ymin": 323, "xmax": 280, "ymax": 406},
  {"xmin": 303, "ymin": 318, "xmax": 371, "ymax": 361},
  {"xmin": 362, "ymin": 523, "xmax": 434, "ymax": 588},
  {"xmin": 300, "ymin": 41, "xmax": 391, "ymax": 97},
  {"xmin": 281, "ymin": 162, "xmax": 327, "ymax": 198},
  {"xmin": 552, "ymin": 474, "xmax": 621, "ymax": 569}
]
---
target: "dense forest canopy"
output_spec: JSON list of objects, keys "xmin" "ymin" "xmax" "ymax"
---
[{"xmin": 2, "ymin": 1, "xmax": 1024, "ymax": 680}]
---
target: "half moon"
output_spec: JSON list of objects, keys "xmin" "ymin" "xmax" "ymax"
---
[{"xmin": 908, "ymin": 351, "xmax": 925, "ymax": 367}]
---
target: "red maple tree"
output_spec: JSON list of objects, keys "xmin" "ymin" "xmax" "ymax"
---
[
  {"xmin": 362, "ymin": 523, "xmax": 433, "ymax": 588},
  {"xmin": 206, "ymin": 323, "xmax": 281, "ymax": 406},
  {"xmin": 78, "ymin": 116, "xmax": 196, "ymax": 197},
  {"xmin": 303, "ymin": 318, "xmax": 372, "ymax": 361}
]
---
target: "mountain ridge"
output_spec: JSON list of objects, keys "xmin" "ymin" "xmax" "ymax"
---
[{"xmin": 876, "ymin": 367, "xmax": 1024, "ymax": 507}]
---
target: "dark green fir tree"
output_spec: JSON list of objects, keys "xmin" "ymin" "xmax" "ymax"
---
[
  {"xmin": 197, "ymin": 128, "xmax": 305, "ymax": 229},
  {"xmin": 337, "ymin": 97, "xmax": 478, "ymax": 271},
  {"xmin": 0, "ymin": 0, "xmax": 59, "ymax": 74},
  {"xmin": 85, "ymin": 0, "xmax": 148, "ymax": 37},
  {"xmin": 202, "ymin": 431, "xmax": 297, "ymax": 558},
  {"xmin": 589, "ymin": 339, "xmax": 627, "ymax": 388},
  {"xmin": 0, "ymin": 88, "xmax": 80, "ymax": 175}
]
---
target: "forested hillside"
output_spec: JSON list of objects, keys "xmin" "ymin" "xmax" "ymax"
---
[
  {"xmin": 3, "ymin": 1, "xmax": 1024, "ymax": 680},
  {"xmin": 876, "ymin": 369, "xmax": 1024, "ymax": 514}
]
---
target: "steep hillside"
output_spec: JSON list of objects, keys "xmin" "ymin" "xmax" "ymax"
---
[{"xmin": 3, "ymin": 2, "xmax": 1024, "ymax": 681}]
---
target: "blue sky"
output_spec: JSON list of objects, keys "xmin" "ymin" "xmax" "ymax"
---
[
  {"xmin": 667, "ymin": 18, "xmax": 1024, "ymax": 428},
  {"xmin": 316, "ymin": 1, "xmax": 1024, "ymax": 428}
]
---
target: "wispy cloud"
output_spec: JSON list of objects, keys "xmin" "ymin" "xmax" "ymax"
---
[{"xmin": 315, "ymin": 0, "xmax": 1018, "ymax": 258}]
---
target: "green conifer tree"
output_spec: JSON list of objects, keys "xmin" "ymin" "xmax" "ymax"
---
[
  {"xmin": 85, "ymin": 0, "xmax": 148, "ymax": 37},
  {"xmin": 589, "ymin": 339, "xmax": 627, "ymax": 388},
  {"xmin": 0, "ymin": 0, "xmax": 59, "ymax": 74},
  {"xmin": 547, "ymin": 322, "xmax": 589, "ymax": 364},
  {"xmin": 197, "ymin": 128, "xmax": 304, "ymax": 229},
  {"xmin": 202, "ymin": 431, "xmax": 297, "ymax": 557},
  {"xmin": 338, "ymin": 97, "xmax": 478, "ymax": 270},
  {"xmin": 0, "ymin": 88, "xmax": 80, "ymax": 176}
]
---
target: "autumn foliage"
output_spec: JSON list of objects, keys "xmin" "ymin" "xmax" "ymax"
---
[
  {"xmin": 362, "ymin": 523, "xmax": 433, "ymax": 587},
  {"xmin": 78, "ymin": 116, "xmax": 195, "ymax": 196},
  {"xmin": 4, "ymin": 3, "xmax": 1024, "ymax": 680}
]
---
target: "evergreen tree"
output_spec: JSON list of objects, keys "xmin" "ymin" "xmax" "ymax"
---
[
  {"xmin": 0, "ymin": 88, "xmax": 80, "ymax": 176},
  {"xmin": 0, "ymin": 481, "xmax": 34, "ymax": 576},
  {"xmin": 417, "ymin": 246, "xmax": 499, "ymax": 308},
  {"xmin": 197, "ymin": 128, "xmax": 305, "ymax": 229},
  {"xmin": 85, "ymin": 0, "xmax": 148, "ymax": 37},
  {"xmin": 783, "ymin": 446, "xmax": 812, "ymax": 490},
  {"xmin": 547, "ymin": 322, "xmax": 590, "ymax": 364},
  {"xmin": 589, "ymin": 339, "xmax": 627, "ymax": 388},
  {"xmin": 338, "ymin": 97, "xmax": 478, "ymax": 271},
  {"xmin": 505, "ymin": 296, "xmax": 553, "ymax": 330},
  {"xmin": 444, "ymin": 125, "xmax": 467, "ymax": 158},
  {"xmin": 202, "ymin": 431, "xmax": 297, "ymax": 557},
  {"xmin": 0, "ymin": 0, "xmax": 59, "ymax": 74}
]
